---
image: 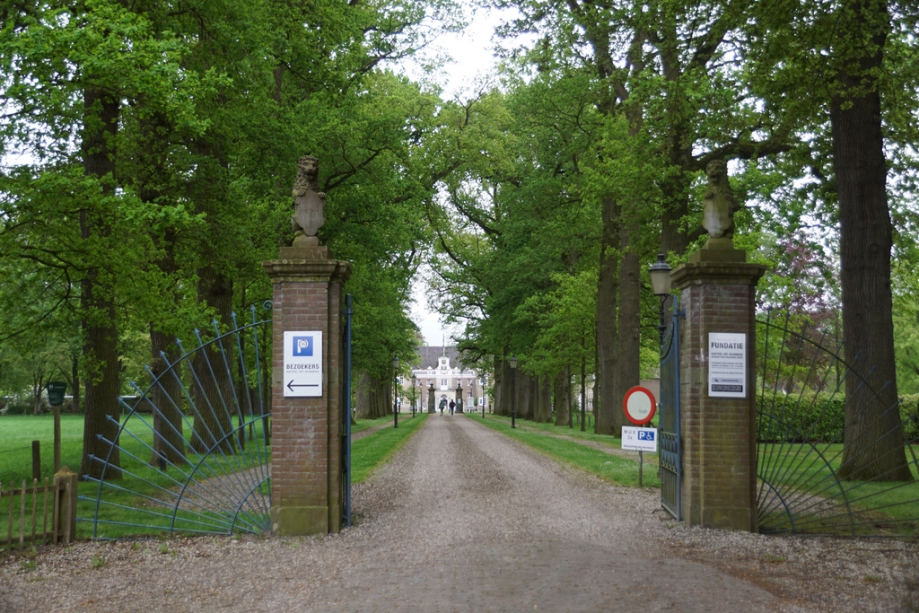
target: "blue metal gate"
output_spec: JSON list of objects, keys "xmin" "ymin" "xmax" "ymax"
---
[
  {"xmin": 342, "ymin": 294, "xmax": 353, "ymax": 528},
  {"xmin": 659, "ymin": 297, "xmax": 682, "ymax": 520}
]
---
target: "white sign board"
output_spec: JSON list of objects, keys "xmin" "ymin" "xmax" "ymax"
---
[
  {"xmin": 708, "ymin": 332, "xmax": 746, "ymax": 398},
  {"xmin": 621, "ymin": 426, "xmax": 658, "ymax": 452},
  {"xmin": 283, "ymin": 331, "xmax": 323, "ymax": 397}
]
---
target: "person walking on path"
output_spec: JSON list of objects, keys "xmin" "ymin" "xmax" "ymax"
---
[
  {"xmin": 449, "ymin": 400, "xmax": 455, "ymax": 415},
  {"xmin": 439, "ymin": 398, "xmax": 446, "ymax": 414}
]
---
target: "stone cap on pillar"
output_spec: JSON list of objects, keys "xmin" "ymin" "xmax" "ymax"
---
[
  {"xmin": 263, "ymin": 254, "xmax": 352, "ymax": 285},
  {"xmin": 687, "ymin": 237, "xmax": 746, "ymax": 263},
  {"xmin": 281, "ymin": 241, "xmax": 333, "ymax": 261},
  {"xmin": 672, "ymin": 256, "xmax": 767, "ymax": 290}
]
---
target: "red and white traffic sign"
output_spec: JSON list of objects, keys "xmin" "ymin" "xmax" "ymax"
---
[{"xmin": 622, "ymin": 386, "xmax": 656, "ymax": 426}]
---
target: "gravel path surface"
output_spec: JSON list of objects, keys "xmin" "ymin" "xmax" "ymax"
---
[{"xmin": 2, "ymin": 414, "xmax": 917, "ymax": 612}]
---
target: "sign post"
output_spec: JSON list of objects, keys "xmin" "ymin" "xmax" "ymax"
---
[
  {"xmin": 46, "ymin": 381, "xmax": 67, "ymax": 473},
  {"xmin": 622, "ymin": 386, "xmax": 658, "ymax": 487}
]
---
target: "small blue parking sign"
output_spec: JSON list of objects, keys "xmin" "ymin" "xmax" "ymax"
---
[
  {"xmin": 621, "ymin": 426, "xmax": 658, "ymax": 452},
  {"xmin": 292, "ymin": 336, "xmax": 314, "ymax": 357}
]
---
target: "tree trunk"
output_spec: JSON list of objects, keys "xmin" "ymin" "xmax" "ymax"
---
[
  {"xmin": 612, "ymin": 218, "xmax": 641, "ymax": 433},
  {"xmin": 190, "ymin": 265, "xmax": 236, "ymax": 455},
  {"xmin": 596, "ymin": 197, "xmax": 620, "ymax": 435},
  {"xmin": 534, "ymin": 376, "xmax": 552, "ymax": 423},
  {"xmin": 32, "ymin": 372, "xmax": 44, "ymax": 415},
  {"xmin": 149, "ymin": 329, "xmax": 186, "ymax": 466},
  {"xmin": 519, "ymin": 370, "xmax": 534, "ymax": 421},
  {"xmin": 79, "ymin": 87, "xmax": 122, "ymax": 481},
  {"xmin": 580, "ymin": 352, "xmax": 587, "ymax": 432},
  {"xmin": 831, "ymin": 0, "xmax": 911, "ymax": 482},
  {"xmin": 495, "ymin": 358, "xmax": 511, "ymax": 416},
  {"xmin": 132, "ymin": 105, "xmax": 189, "ymax": 464},
  {"xmin": 553, "ymin": 369, "xmax": 570, "ymax": 427},
  {"xmin": 71, "ymin": 355, "xmax": 81, "ymax": 414},
  {"xmin": 355, "ymin": 371, "xmax": 372, "ymax": 418}
]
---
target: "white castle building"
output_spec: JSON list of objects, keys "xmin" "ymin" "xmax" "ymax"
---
[{"xmin": 401, "ymin": 346, "xmax": 487, "ymax": 412}]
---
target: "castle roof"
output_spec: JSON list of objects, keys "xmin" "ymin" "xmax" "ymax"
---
[{"xmin": 414, "ymin": 345, "xmax": 463, "ymax": 370}]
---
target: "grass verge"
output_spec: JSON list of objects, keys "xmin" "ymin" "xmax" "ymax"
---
[
  {"xmin": 472, "ymin": 414, "xmax": 659, "ymax": 489},
  {"xmin": 351, "ymin": 413, "xmax": 427, "ymax": 483},
  {"xmin": 351, "ymin": 416, "xmax": 395, "ymax": 434},
  {"xmin": 482, "ymin": 414, "xmax": 630, "ymax": 448}
]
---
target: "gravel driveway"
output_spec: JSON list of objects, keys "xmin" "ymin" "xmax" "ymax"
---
[{"xmin": 2, "ymin": 414, "xmax": 917, "ymax": 612}]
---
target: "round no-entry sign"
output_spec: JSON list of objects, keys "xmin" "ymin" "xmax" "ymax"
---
[{"xmin": 623, "ymin": 386, "xmax": 656, "ymax": 426}]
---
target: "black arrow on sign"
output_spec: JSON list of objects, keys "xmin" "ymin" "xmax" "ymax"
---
[{"xmin": 287, "ymin": 380, "xmax": 319, "ymax": 391}]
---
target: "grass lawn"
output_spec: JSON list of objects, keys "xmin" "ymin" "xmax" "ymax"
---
[
  {"xmin": 0, "ymin": 415, "xmax": 86, "ymax": 485},
  {"xmin": 757, "ymin": 442, "xmax": 919, "ymax": 535},
  {"xmin": 2, "ymin": 413, "xmax": 428, "ymax": 545}
]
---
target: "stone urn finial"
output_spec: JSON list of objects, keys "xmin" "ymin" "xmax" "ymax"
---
[
  {"xmin": 701, "ymin": 159, "xmax": 740, "ymax": 241},
  {"xmin": 291, "ymin": 155, "xmax": 325, "ymax": 246}
]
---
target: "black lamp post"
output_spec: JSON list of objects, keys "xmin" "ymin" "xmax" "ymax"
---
[
  {"xmin": 509, "ymin": 356, "xmax": 517, "ymax": 429},
  {"xmin": 649, "ymin": 252, "xmax": 673, "ymax": 346},
  {"xmin": 392, "ymin": 356, "xmax": 400, "ymax": 429},
  {"xmin": 411, "ymin": 373, "xmax": 417, "ymax": 418}
]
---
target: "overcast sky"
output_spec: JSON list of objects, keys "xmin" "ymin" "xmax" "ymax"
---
[{"xmin": 398, "ymin": 7, "xmax": 510, "ymax": 345}]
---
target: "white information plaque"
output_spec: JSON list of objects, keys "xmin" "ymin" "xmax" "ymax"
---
[
  {"xmin": 283, "ymin": 331, "xmax": 323, "ymax": 397},
  {"xmin": 708, "ymin": 332, "xmax": 746, "ymax": 398}
]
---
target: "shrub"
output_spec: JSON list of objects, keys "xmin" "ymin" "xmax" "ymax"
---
[
  {"xmin": 901, "ymin": 395, "xmax": 919, "ymax": 444},
  {"xmin": 2, "ymin": 404, "xmax": 31, "ymax": 416},
  {"xmin": 759, "ymin": 392, "xmax": 919, "ymax": 445},
  {"xmin": 757, "ymin": 391, "xmax": 846, "ymax": 443}
]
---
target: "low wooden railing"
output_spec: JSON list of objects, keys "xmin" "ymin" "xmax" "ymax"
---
[{"xmin": 1, "ymin": 468, "xmax": 78, "ymax": 550}]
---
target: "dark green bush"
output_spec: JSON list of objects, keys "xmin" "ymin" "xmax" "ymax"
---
[
  {"xmin": 1, "ymin": 404, "xmax": 31, "ymax": 416},
  {"xmin": 757, "ymin": 391, "xmax": 846, "ymax": 443},
  {"xmin": 759, "ymin": 392, "xmax": 919, "ymax": 445},
  {"xmin": 901, "ymin": 395, "xmax": 919, "ymax": 444}
]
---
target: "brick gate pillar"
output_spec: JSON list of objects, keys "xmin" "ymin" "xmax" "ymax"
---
[
  {"xmin": 671, "ymin": 239, "xmax": 766, "ymax": 531},
  {"xmin": 263, "ymin": 240, "xmax": 351, "ymax": 536}
]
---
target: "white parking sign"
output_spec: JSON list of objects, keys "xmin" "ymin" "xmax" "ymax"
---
[
  {"xmin": 283, "ymin": 331, "xmax": 323, "ymax": 397},
  {"xmin": 621, "ymin": 426, "xmax": 658, "ymax": 452}
]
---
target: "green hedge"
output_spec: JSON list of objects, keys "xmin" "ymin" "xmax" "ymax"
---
[
  {"xmin": 902, "ymin": 394, "xmax": 919, "ymax": 444},
  {"xmin": 758, "ymin": 392, "xmax": 919, "ymax": 445},
  {"xmin": 757, "ymin": 391, "xmax": 845, "ymax": 443},
  {"xmin": 1, "ymin": 403, "xmax": 32, "ymax": 416}
]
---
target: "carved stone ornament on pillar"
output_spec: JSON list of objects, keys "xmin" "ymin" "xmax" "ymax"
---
[
  {"xmin": 701, "ymin": 159, "xmax": 739, "ymax": 240},
  {"xmin": 291, "ymin": 154, "xmax": 326, "ymax": 247}
]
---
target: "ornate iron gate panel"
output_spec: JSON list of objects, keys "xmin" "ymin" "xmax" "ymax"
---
[
  {"xmin": 755, "ymin": 311, "xmax": 919, "ymax": 538},
  {"xmin": 81, "ymin": 306, "xmax": 274, "ymax": 539},
  {"xmin": 659, "ymin": 297, "xmax": 682, "ymax": 520}
]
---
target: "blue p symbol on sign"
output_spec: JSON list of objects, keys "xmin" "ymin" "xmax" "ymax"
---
[
  {"xmin": 638, "ymin": 431, "xmax": 655, "ymax": 441},
  {"xmin": 293, "ymin": 336, "xmax": 313, "ymax": 356}
]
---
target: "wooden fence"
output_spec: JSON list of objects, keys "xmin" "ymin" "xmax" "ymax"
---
[{"xmin": 1, "ymin": 468, "xmax": 78, "ymax": 550}]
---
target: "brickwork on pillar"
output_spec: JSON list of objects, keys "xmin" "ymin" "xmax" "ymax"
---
[
  {"xmin": 263, "ymin": 246, "xmax": 351, "ymax": 536},
  {"xmin": 672, "ymin": 260, "xmax": 766, "ymax": 532}
]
